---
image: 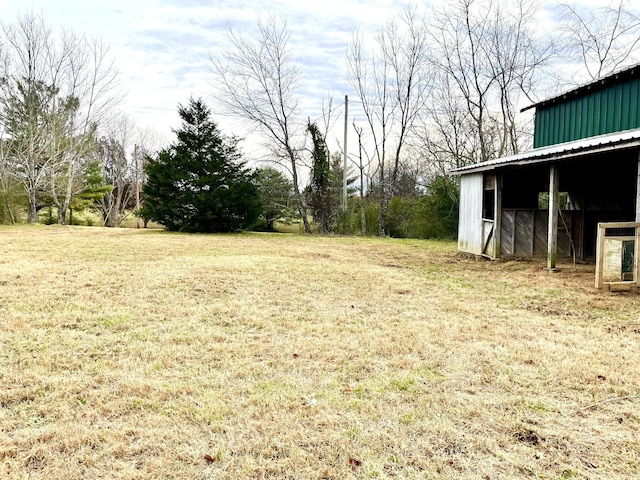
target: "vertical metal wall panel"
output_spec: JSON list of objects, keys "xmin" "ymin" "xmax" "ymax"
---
[
  {"xmin": 515, "ymin": 211, "xmax": 535, "ymax": 255},
  {"xmin": 501, "ymin": 210, "xmax": 515, "ymax": 256},
  {"xmin": 572, "ymin": 99, "xmax": 580, "ymax": 139},
  {"xmin": 535, "ymin": 108, "xmax": 550, "ymax": 148},
  {"xmin": 557, "ymin": 212, "xmax": 572, "ymax": 256},
  {"xmin": 534, "ymin": 113, "xmax": 541, "ymax": 148},
  {"xmin": 621, "ymin": 82, "xmax": 629, "ymax": 129},
  {"xmin": 498, "ymin": 210, "xmax": 583, "ymax": 259},
  {"xmin": 633, "ymin": 85, "xmax": 640, "ymax": 126},
  {"xmin": 608, "ymin": 88, "xmax": 617, "ymax": 131},
  {"xmin": 534, "ymin": 211, "xmax": 549, "ymax": 254},
  {"xmin": 616, "ymin": 86, "xmax": 623, "ymax": 129},
  {"xmin": 458, "ymin": 173, "xmax": 484, "ymax": 255},
  {"xmin": 593, "ymin": 93, "xmax": 599, "ymax": 137},
  {"xmin": 534, "ymin": 77, "xmax": 640, "ymax": 148},
  {"xmin": 595, "ymin": 92, "xmax": 604, "ymax": 136}
]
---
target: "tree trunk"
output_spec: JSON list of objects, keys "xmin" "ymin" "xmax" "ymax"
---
[
  {"xmin": 57, "ymin": 162, "xmax": 76, "ymax": 225},
  {"xmin": 378, "ymin": 196, "xmax": 389, "ymax": 236},
  {"xmin": 53, "ymin": 190, "xmax": 70, "ymax": 225},
  {"xmin": 288, "ymin": 148, "xmax": 311, "ymax": 234},
  {"xmin": 377, "ymin": 165, "xmax": 387, "ymax": 236},
  {"xmin": 27, "ymin": 193, "xmax": 39, "ymax": 223},
  {"xmin": 26, "ymin": 179, "xmax": 39, "ymax": 223},
  {"xmin": 57, "ymin": 206, "xmax": 68, "ymax": 225},
  {"xmin": 296, "ymin": 195, "xmax": 311, "ymax": 234},
  {"xmin": 112, "ymin": 196, "xmax": 122, "ymax": 227},
  {"xmin": 266, "ymin": 215, "xmax": 275, "ymax": 231}
]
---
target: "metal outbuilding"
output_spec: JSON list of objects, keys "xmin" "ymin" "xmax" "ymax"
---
[{"xmin": 452, "ymin": 64, "xmax": 640, "ymax": 270}]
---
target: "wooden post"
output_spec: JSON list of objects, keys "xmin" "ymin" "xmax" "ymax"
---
[
  {"xmin": 135, "ymin": 144, "xmax": 141, "ymax": 229},
  {"xmin": 595, "ymin": 223, "xmax": 605, "ymax": 288},
  {"xmin": 636, "ymin": 152, "xmax": 640, "ymax": 222},
  {"xmin": 635, "ymin": 152, "xmax": 640, "ymax": 286},
  {"xmin": 634, "ymin": 227, "xmax": 639, "ymax": 288},
  {"xmin": 547, "ymin": 164, "xmax": 559, "ymax": 270},
  {"xmin": 493, "ymin": 173, "xmax": 502, "ymax": 259},
  {"xmin": 342, "ymin": 95, "xmax": 348, "ymax": 211}
]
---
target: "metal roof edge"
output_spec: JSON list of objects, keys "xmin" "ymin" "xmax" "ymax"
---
[
  {"xmin": 520, "ymin": 62, "xmax": 640, "ymax": 113},
  {"xmin": 450, "ymin": 128, "xmax": 640, "ymax": 176}
]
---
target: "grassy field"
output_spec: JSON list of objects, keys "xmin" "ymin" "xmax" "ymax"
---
[{"xmin": 1, "ymin": 225, "xmax": 639, "ymax": 479}]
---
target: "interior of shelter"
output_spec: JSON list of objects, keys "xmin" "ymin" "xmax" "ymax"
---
[{"xmin": 487, "ymin": 147, "xmax": 639, "ymax": 261}]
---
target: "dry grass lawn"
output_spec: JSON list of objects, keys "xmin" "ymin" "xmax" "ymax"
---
[{"xmin": 1, "ymin": 225, "xmax": 639, "ymax": 479}]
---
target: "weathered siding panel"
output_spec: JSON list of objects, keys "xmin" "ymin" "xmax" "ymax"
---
[
  {"xmin": 533, "ymin": 211, "xmax": 549, "ymax": 254},
  {"xmin": 482, "ymin": 219, "xmax": 495, "ymax": 256},
  {"xmin": 458, "ymin": 173, "xmax": 484, "ymax": 255},
  {"xmin": 515, "ymin": 211, "xmax": 535, "ymax": 255},
  {"xmin": 498, "ymin": 210, "xmax": 581, "ymax": 258},
  {"xmin": 557, "ymin": 211, "xmax": 573, "ymax": 256},
  {"xmin": 501, "ymin": 210, "xmax": 515, "ymax": 256}
]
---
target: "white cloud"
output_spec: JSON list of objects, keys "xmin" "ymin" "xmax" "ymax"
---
[{"xmin": 1, "ymin": 0, "xmax": 631, "ymax": 157}]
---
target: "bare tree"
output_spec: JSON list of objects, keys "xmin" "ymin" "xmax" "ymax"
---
[
  {"xmin": 347, "ymin": 6, "xmax": 431, "ymax": 235},
  {"xmin": 0, "ymin": 126, "xmax": 22, "ymax": 224},
  {"xmin": 0, "ymin": 12, "xmax": 120, "ymax": 223},
  {"xmin": 487, "ymin": 0, "xmax": 550, "ymax": 154},
  {"xmin": 425, "ymin": 0, "xmax": 549, "ymax": 169},
  {"xmin": 211, "ymin": 16, "xmax": 311, "ymax": 233},
  {"xmin": 49, "ymin": 35, "xmax": 120, "ymax": 224},
  {"xmin": 414, "ymin": 73, "xmax": 480, "ymax": 175},
  {"xmin": 95, "ymin": 116, "xmax": 160, "ymax": 227},
  {"xmin": 95, "ymin": 115, "xmax": 134, "ymax": 227},
  {"xmin": 347, "ymin": 29, "xmax": 392, "ymax": 233},
  {"xmin": 559, "ymin": 0, "xmax": 640, "ymax": 81},
  {"xmin": 352, "ymin": 122, "xmax": 374, "ymax": 235}
]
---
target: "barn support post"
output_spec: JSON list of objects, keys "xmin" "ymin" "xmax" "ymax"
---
[
  {"xmin": 635, "ymin": 152, "xmax": 640, "ymax": 284},
  {"xmin": 595, "ymin": 223, "xmax": 606, "ymax": 288},
  {"xmin": 547, "ymin": 164, "xmax": 559, "ymax": 269},
  {"xmin": 492, "ymin": 173, "xmax": 502, "ymax": 258},
  {"xmin": 635, "ymin": 151, "xmax": 640, "ymax": 222}
]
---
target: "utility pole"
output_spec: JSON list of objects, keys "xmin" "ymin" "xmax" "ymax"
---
[
  {"xmin": 135, "ymin": 144, "xmax": 140, "ymax": 229},
  {"xmin": 342, "ymin": 95, "xmax": 348, "ymax": 210}
]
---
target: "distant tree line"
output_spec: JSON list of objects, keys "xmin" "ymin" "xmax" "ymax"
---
[
  {"xmin": 211, "ymin": 0, "xmax": 640, "ymax": 238},
  {"xmin": 0, "ymin": 13, "xmax": 297, "ymax": 233},
  {"xmin": 1, "ymin": 2, "xmax": 639, "ymax": 238}
]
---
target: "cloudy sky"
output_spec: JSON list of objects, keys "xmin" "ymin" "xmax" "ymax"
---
[{"xmin": 1, "ymin": 0, "xmax": 626, "ymax": 157}]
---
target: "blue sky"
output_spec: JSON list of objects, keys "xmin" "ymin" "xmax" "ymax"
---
[
  {"xmin": 2, "ymin": 0, "xmax": 412, "ymax": 146},
  {"xmin": 1, "ymin": 0, "xmax": 625, "ymax": 157}
]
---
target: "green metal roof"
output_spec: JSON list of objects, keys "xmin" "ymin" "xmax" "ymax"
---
[{"xmin": 522, "ymin": 64, "xmax": 640, "ymax": 148}]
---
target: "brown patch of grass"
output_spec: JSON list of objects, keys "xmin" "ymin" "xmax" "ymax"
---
[{"xmin": 1, "ymin": 225, "xmax": 640, "ymax": 479}]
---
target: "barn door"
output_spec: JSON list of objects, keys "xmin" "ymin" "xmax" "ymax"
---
[{"xmin": 482, "ymin": 173, "xmax": 500, "ymax": 258}]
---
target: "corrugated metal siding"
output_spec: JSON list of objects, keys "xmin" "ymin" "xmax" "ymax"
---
[
  {"xmin": 500, "ymin": 209, "xmax": 580, "ymax": 257},
  {"xmin": 458, "ymin": 173, "xmax": 484, "ymax": 255},
  {"xmin": 534, "ymin": 76, "xmax": 640, "ymax": 148}
]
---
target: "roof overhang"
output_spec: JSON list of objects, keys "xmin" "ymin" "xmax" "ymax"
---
[{"xmin": 450, "ymin": 128, "xmax": 640, "ymax": 175}]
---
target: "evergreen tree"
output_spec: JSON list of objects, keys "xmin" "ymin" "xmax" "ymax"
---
[
  {"xmin": 253, "ymin": 166, "xmax": 296, "ymax": 231},
  {"xmin": 141, "ymin": 98, "xmax": 260, "ymax": 232},
  {"xmin": 69, "ymin": 160, "xmax": 112, "ymax": 224}
]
